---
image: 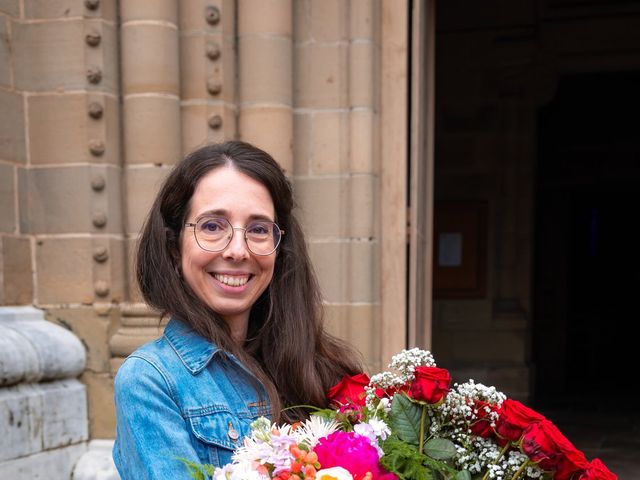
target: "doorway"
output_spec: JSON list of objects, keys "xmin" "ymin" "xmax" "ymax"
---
[{"xmin": 533, "ymin": 71, "xmax": 640, "ymax": 410}]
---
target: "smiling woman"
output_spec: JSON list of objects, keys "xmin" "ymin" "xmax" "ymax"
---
[{"xmin": 112, "ymin": 141, "xmax": 362, "ymax": 479}]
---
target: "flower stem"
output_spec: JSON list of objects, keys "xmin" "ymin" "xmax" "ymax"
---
[
  {"xmin": 418, "ymin": 405, "xmax": 427, "ymax": 455},
  {"xmin": 510, "ymin": 459, "xmax": 530, "ymax": 480}
]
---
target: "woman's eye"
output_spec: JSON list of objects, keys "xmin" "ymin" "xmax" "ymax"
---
[
  {"xmin": 200, "ymin": 219, "xmax": 226, "ymax": 232},
  {"xmin": 248, "ymin": 223, "xmax": 269, "ymax": 235}
]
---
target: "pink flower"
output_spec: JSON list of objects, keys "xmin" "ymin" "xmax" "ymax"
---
[{"xmin": 314, "ymin": 431, "xmax": 397, "ymax": 480}]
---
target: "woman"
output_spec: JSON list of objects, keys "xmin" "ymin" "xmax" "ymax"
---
[{"xmin": 113, "ymin": 141, "xmax": 362, "ymax": 478}]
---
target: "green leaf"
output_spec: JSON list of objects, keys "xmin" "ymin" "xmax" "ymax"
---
[
  {"xmin": 424, "ymin": 438, "xmax": 457, "ymax": 460},
  {"xmin": 380, "ymin": 436, "xmax": 432, "ymax": 480},
  {"xmin": 455, "ymin": 470, "xmax": 472, "ymax": 480},
  {"xmin": 390, "ymin": 394, "xmax": 424, "ymax": 446},
  {"xmin": 177, "ymin": 457, "xmax": 216, "ymax": 479}
]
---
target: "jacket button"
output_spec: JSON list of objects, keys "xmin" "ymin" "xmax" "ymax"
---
[{"xmin": 227, "ymin": 421, "xmax": 239, "ymax": 441}]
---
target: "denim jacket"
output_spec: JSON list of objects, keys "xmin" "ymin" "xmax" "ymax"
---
[{"xmin": 113, "ymin": 318, "xmax": 271, "ymax": 480}]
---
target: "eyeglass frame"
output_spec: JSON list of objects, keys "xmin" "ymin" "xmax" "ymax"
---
[{"xmin": 184, "ymin": 216, "xmax": 285, "ymax": 256}]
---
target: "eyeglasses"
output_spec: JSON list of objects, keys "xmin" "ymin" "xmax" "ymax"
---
[{"xmin": 184, "ymin": 217, "xmax": 284, "ymax": 256}]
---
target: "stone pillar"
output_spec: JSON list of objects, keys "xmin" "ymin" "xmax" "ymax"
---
[
  {"xmin": 238, "ymin": 0, "xmax": 293, "ymax": 172},
  {"xmin": 293, "ymin": 0, "xmax": 382, "ymax": 372},
  {"xmin": 109, "ymin": 0, "xmax": 182, "ymax": 387},
  {"xmin": 0, "ymin": 306, "xmax": 88, "ymax": 479},
  {"xmin": 179, "ymin": 0, "xmax": 237, "ymax": 152},
  {"xmin": 4, "ymin": 0, "xmax": 123, "ymax": 441}
]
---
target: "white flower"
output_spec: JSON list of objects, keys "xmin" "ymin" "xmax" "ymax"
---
[
  {"xmin": 294, "ymin": 415, "xmax": 340, "ymax": 447},
  {"xmin": 315, "ymin": 466, "xmax": 353, "ymax": 480}
]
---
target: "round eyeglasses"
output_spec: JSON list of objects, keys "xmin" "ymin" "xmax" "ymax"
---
[{"xmin": 184, "ymin": 217, "xmax": 284, "ymax": 256}]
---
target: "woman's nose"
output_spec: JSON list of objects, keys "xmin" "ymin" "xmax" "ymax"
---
[{"xmin": 222, "ymin": 228, "xmax": 250, "ymax": 260}]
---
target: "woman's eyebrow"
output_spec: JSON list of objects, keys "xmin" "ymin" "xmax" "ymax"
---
[{"xmin": 196, "ymin": 209, "xmax": 274, "ymax": 222}]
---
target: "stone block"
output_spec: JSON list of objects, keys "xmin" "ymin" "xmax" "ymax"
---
[
  {"xmin": 13, "ymin": 20, "xmax": 90, "ymax": 91},
  {"xmin": 0, "ymin": 164, "xmax": 16, "ymax": 232},
  {"xmin": 121, "ymin": 24, "xmax": 179, "ymax": 95},
  {"xmin": 24, "ymin": 0, "xmax": 116, "ymax": 20},
  {"xmin": 18, "ymin": 165, "xmax": 122, "ymax": 234},
  {"xmin": 45, "ymin": 305, "xmax": 119, "ymax": 374},
  {"xmin": 324, "ymin": 303, "xmax": 379, "ymax": 365},
  {"xmin": 1, "ymin": 236, "xmax": 33, "ymax": 305},
  {"xmin": 295, "ymin": 175, "xmax": 376, "ymax": 238},
  {"xmin": 82, "ymin": 371, "xmax": 115, "ymax": 439},
  {"xmin": 35, "ymin": 238, "xmax": 93, "ymax": 304},
  {"xmin": 0, "ymin": 0, "xmax": 19, "ymax": 16},
  {"xmin": 0, "ymin": 17, "xmax": 11, "ymax": 87},
  {"xmin": 28, "ymin": 93, "xmax": 120, "ymax": 165},
  {"xmin": 0, "ymin": 383, "xmax": 42, "ymax": 461},
  {"xmin": 350, "ymin": 0, "xmax": 375, "ymax": 40},
  {"xmin": 180, "ymin": 32, "xmax": 236, "ymax": 102},
  {"xmin": 121, "ymin": 0, "xmax": 179, "ymax": 23},
  {"xmin": 349, "ymin": 109, "xmax": 375, "ymax": 173},
  {"xmin": 294, "ymin": 43, "xmax": 348, "ymax": 108},
  {"xmin": 239, "ymin": 35, "xmax": 292, "ymax": 105},
  {"xmin": 239, "ymin": 0, "xmax": 292, "ymax": 36},
  {"xmin": 308, "ymin": 240, "xmax": 378, "ymax": 303},
  {"xmin": 311, "ymin": 110, "xmax": 348, "ymax": 174},
  {"xmin": 40, "ymin": 379, "xmax": 89, "ymax": 448},
  {"xmin": 309, "ymin": 0, "xmax": 347, "ymax": 42},
  {"xmin": 125, "ymin": 165, "xmax": 173, "ymax": 235},
  {"xmin": 179, "ymin": 33, "xmax": 210, "ymax": 100},
  {"xmin": 0, "ymin": 90, "xmax": 26, "ymax": 162},
  {"xmin": 123, "ymin": 95, "xmax": 181, "ymax": 165},
  {"xmin": 179, "ymin": 0, "xmax": 235, "ymax": 34},
  {"xmin": 239, "ymin": 106, "xmax": 293, "ymax": 173},
  {"xmin": 292, "ymin": 112, "xmax": 311, "ymax": 175},
  {"xmin": 0, "ymin": 443, "xmax": 87, "ymax": 480},
  {"xmin": 349, "ymin": 42, "xmax": 374, "ymax": 107},
  {"xmin": 292, "ymin": 0, "xmax": 311, "ymax": 43}
]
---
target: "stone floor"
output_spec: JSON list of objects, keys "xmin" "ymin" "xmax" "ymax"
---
[{"xmin": 540, "ymin": 407, "xmax": 640, "ymax": 480}]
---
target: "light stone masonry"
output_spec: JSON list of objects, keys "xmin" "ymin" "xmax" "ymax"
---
[
  {"xmin": 28, "ymin": 94, "xmax": 120, "ymax": 165},
  {"xmin": 0, "ymin": 15, "xmax": 11, "ymax": 88},
  {"xmin": 0, "ymin": 89, "xmax": 26, "ymax": 162},
  {"xmin": 0, "ymin": 163, "xmax": 16, "ymax": 232},
  {"xmin": 0, "ymin": 235, "xmax": 33, "ymax": 305},
  {"xmin": 18, "ymin": 165, "xmax": 123, "ymax": 235}
]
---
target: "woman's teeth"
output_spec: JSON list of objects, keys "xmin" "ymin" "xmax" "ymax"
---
[{"xmin": 213, "ymin": 273, "xmax": 250, "ymax": 287}]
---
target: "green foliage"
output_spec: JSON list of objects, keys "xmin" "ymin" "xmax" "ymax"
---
[
  {"xmin": 389, "ymin": 394, "xmax": 426, "ymax": 446},
  {"xmin": 178, "ymin": 457, "xmax": 216, "ymax": 480},
  {"xmin": 454, "ymin": 470, "xmax": 472, "ymax": 480},
  {"xmin": 380, "ymin": 436, "xmax": 432, "ymax": 480},
  {"xmin": 423, "ymin": 438, "xmax": 457, "ymax": 460}
]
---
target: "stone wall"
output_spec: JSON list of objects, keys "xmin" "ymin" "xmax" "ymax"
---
[{"xmin": 0, "ymin": 0, "xmax": 408, "ymax": 447}]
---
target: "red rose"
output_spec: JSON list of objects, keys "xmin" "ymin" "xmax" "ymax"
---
[
  {"xmin": 408, "ymin": 366, "xmax": 451, "ymax": 404},
  {"xmin": 522, "ymin": 420, "xmax": 587, "ymax": 478},
  {"xmin": 495, "ymin": 399, "xmax": 546, "ymax": 442},
  {"xmin": 470, "ymin": 400, "xmax": 499, "ymax": 438},
  {"xmin": 328, "ymin": 373, "xmax": 370, "ymax": 407},
  {"xmin": 578, "ymin": 459, "xmax": 617, "ymax": 480}
]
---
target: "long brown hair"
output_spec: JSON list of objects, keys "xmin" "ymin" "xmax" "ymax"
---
[{"xmin": 136, "ymin": 141, "xmax": 362, "ymax": 421}]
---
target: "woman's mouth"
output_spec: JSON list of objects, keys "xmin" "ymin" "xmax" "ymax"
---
[{"xmin": 211, "ymin": 273, "xmax": 252, "ymax": 287}]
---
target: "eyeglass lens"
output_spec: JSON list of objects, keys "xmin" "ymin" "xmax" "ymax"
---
[{"xmin": 194, "ymin": 217, "xmax": 281, "ymax": 255}]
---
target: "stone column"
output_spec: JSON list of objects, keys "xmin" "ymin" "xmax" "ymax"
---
[
  {"xmin": 179, "ymin": 0, "xmax": 237, "ymax": 152},
  {"xmin": 238, "ymin": 0, "xmax": 293, "ymax": 172},
  {"xmin": 110, "ymin": 1, "xmax": 182, "ymax": 376},
  {"xmin": 292, "ymin": 0, "xmax": 382, "ymax": 372}
]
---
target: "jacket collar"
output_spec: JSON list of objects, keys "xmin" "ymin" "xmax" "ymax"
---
[{"xmin": 164, "ymin": 318, "xmax": 220, "ymax": 374}]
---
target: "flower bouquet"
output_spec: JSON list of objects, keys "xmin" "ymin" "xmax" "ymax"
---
[{"xmin": 186, "ymin": 349, "xmax": 617, "ymax": 480}]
